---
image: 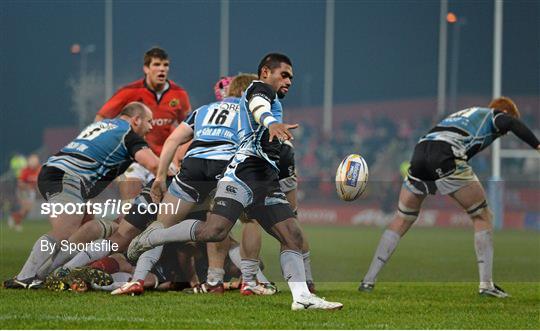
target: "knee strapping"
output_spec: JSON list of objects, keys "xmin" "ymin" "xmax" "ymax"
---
[
  {"xmin": 467, "ymin": 200, "xmax": 488, "ymax": 217},
  {"xmin": 97, "ymin": 219, "xmax": 115, "ymax": 239},
  {"xmin": 397, "ymin": 202, "xmax": 420, "ymax": 222}
]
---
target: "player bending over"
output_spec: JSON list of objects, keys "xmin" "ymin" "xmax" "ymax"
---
[
  {"xmin": 3, "ymin": 102, "xmax": 158, "ymax": 289},
  {"xmin": 359, "ymin": 97, "xmax": 540, "ymax": 297}
]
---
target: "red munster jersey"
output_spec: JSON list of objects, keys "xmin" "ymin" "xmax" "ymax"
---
[
  {"xmin": 19, "ymin": 166, "xmax": 41, "ymax": 188},
  {"xmin": 97, "ymin": 79, "xmax": 191, "ymax": 155}
]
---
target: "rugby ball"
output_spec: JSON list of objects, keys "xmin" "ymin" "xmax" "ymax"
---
[{"xmin": 335, "ymin": 154, "xmax": 368, "ymax": 201}]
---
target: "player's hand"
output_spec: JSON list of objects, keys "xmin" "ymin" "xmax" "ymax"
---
[
  {"xmin": 150, "ymin": 179, "xmax": 167, "ymax": 203},
  {"xmin": 268, "ymin": 123, "xmax": 299, "ymax": 142}
]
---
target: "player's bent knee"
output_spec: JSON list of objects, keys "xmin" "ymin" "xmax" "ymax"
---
[
  {"xmin": 466, "ymin": 200, "xmax": 489, "ymax": 218},
  {"xmin": 397, "ymin": 201, "xmax": 419, "ymax": 222}
]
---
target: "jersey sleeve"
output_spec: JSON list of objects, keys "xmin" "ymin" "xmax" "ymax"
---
[
  {"xmin": 494, "ymin": 111, "xmax": 540, "ymax": 148},
  {"xmin": 124, "ymin": 129, "xmax": 150, "ymax": 158},
  {"xmin": 246, "ymin": 82, "xmax": 276, "ymax": 104},
  {"xmin": 97, "ymin": 88, "xmax": 135, "ymax": 118},
  {"xmin": 183, "ymin": 108, "xmax": 199, "ymax": 129}
]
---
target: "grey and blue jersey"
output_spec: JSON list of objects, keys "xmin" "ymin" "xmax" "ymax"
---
[
  {"xmin": 420, "ymin": 107, "xmax": 503, "ymax": 160},
  {"xmin": 236, "ymin": 81, "xmax": 284, "ymax": 170},
  {"xmin": 46, "ymin": 118, "xmax": 148, "ymax": 197},
  {"xmin": 183, "ymin": 97, "xmax": 240, "ymax": 161}
]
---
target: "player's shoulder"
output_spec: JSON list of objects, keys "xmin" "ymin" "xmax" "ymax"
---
[
  {"xmin": 118, "ymin": 79, "xmax": 145, "ymax": 91},
  {"xmin": 245, "ymin": 80, "xmax": 276, "ymax": 101},
  {"xmin": 168, "ymin": 80, "xmax": 188, "ymax": 94}
]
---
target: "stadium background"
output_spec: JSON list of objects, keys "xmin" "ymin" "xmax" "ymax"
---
[{"xmin": 1, "ymin": 0, "xmax": 539, "ymax": 280}]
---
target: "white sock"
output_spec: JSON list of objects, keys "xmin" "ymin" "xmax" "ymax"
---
[
  {"xmin": 64, "ymin": 239, "xmax": 111, "ymax": 270},
  {"xmin": 280, "ymin": 250, "xmax": 310, "ymax": 301},
  {"xmin": 36, "ymin": 247, "xmax": 77, "ymax": 278},
  {"xmin": 18, "ymin": 235, "xmax": 58, "ymax": 280},
  {"xmin": 256, "ymin": 266, "xmax": 270, "ymax": 284},
  {"xmin": 147, "ymin": 220, "xmax": 201, "ymax": 246},
  {"xmin": 475, "ymin": 229, "xmax": 494, "ymax": 289},
  {"xmin": 363, "ymin": 229, "xmax": 401, "ymax": 284},
  {"xmin": 240, "ymin": 259, "xmax": 259, "ymax": 285},
  {"xmin": 302, "ymin": 251, "xmax": 313, "ymax": 282},
  {"xmin": 207, "ymin": 267, "xmax": 225, "ymax": 285},
  {"xmin": 228, "ymin": 245, "xmax": 241, "ymax": 268},
  {"xmin": 132, "ymin": 245, "xmax": 163, "ymax": 281}
]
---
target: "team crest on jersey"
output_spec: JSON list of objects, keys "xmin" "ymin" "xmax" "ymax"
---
[{"xmin": 169, "ymin": 98, "xmax": 179, "ymax": 107}]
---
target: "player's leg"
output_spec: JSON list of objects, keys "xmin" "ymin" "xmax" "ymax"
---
[
  {"xmin": 37, "ymin": 215, "xmax": 118, "ymax": 277},
  {"xmin": 448, "ymin": 179, "xmax": 508, "ymax": 297},
  {"xmin": 4, "ymin": 168, "xmax": 85, "ymax": 288},
  {"xmin": 285, "ymin": 187, "xmax": 316, "ymax": 292},
  {"xmin": 63, "ymin": 218, "xmax": 140, "ymax": 271},
  {"xmin": 206, "ymin": 237, "xmax": 230, "ymax": 286},
  {"xmin": 237, "ymin": 219, "xmax": 276, "ymax": 295},
  {"xmin": 360, "ymin": 184, "xmax": 426, "ymax": 291},
  {"xmin": 240, "ymin": 220, "xmax": 262, "ymax": 286},
  {"xmin": 258, "ymin": 211, "xmax": 342, "ymax": 310}
]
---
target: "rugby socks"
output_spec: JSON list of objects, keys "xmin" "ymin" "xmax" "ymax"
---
[
  {"xmin": 64, "ymin": 239, "xmax": 111, "ymax": 270},
  {"xmin": 256, "ymin": 266, "xmax": 270, "ymax": 284},
  {"xmin": 207, "ymin": 267, "xmax": 225, "ymax": 285},
  {"xmin": 36, "ymin": 247, "xmax": 77, "ymax": 278},
  {"xmin": 17, "ymin": 234, "xmax": 58, "ymax": 280},
  {"xmin": 228, "ymin": 244, "xmax": 242, "ymax": 268},
  {"xmin": 240, "ymin": 259, "xmax": 259, "ymax": 285},
  {"xmin": 474, "ymin": 229, "xmax": 494, "ymax": 289},
  {"xmin": 147, "ymin": 219, "xmax": 201, "ymax": 246},
  {"xmin": 231, "ymin": 246, "xmax": 271, "ymax": 284},
  {"xmin": 302, "ymin": 251, "xmax": 314, "ymax": 283},
  {"xmin": 280, "ymin": 250, "xmax": 310, "ymax": 301},
  {"xmin": 363, "ymin": 229, "xmax": 401, "ymax": 284},
  {"xmin": 132, "ymin": 245, "xmax": 163, "ymax": 282}
]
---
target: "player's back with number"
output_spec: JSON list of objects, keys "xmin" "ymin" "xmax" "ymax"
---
[
  {"xmin": 61, "ymin": 119, "xmax": 135, "ymax": 166},
  {"xmin": 183, "ymin": 97, "xmax": 240, "ymax": 161},
  {"xmin": 421, "ymin": 107, "xmax": 501, "ymax": 158}
]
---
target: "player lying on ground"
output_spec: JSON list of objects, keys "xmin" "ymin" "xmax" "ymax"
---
[
  {"xmin": 3, "ymin": 102, "xmax": 159, "ymax": 289},
  {"xmin": 127, "ymin": 53, "xmax": 343, "ymax": 310},
  {"xmin": 359, "ymin": 97, "xmax": 540, "ymax": 298}
]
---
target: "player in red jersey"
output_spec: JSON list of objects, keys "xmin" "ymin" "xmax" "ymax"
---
[
  {"xmin": 8, "ymin": 154, "xmax": 41, "ymax": 232},
  {"xmin": 95, "ymin": 47, "xmax": 191, "ymax": 201}
]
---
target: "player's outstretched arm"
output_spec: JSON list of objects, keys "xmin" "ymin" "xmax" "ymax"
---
[{"xmin": 495, "ymin": 114, "xmax": 540, "ymax": 149}]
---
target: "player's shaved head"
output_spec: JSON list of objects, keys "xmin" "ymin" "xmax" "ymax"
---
[
  {"xmin": 257, "ymin": 53, "xmax": 292, "ymax": 77},
  {"xmin": 489, "ymin": 96, "xmax": 520, "ymax": 119},
  {"xmin": 120, "ymin": 102, "xmax": 151, "ymax": 119},
  {"xmin": 228, "ymin": 73, "xmax": 257, "ymax": 97}
]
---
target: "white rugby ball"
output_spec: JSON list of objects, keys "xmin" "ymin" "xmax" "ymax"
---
[{"xmin": 335, "ymin": 154, "xmax": 369, "ymax": 201}]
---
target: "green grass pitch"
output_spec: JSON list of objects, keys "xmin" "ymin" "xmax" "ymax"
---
[{"xmin": 1, "ymin": 221, "xmax": 539, "ymax": 329}]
